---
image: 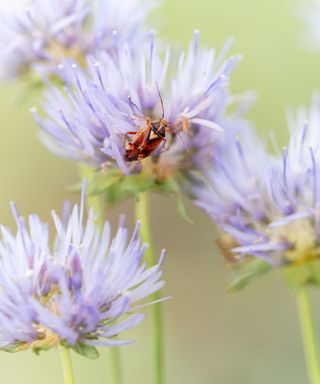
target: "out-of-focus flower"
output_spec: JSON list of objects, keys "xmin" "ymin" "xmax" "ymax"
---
[
  {"xmin": 195, "ymin": 95, "xmax": 320, "ymax": 273},
  {"xmin": 300, "ymin": 0, "xmax": 320, "ymax": 49},
  {"xmin": 0, "ymin": 0, "xmax": 158, "ymax": 81},
  {"xmin": 0, "ymin": 184, "xmax": 166, "ymax": 356},
  {"xmin": 34, "ymin": 32, "xmax": 251, "ymax": 184}
]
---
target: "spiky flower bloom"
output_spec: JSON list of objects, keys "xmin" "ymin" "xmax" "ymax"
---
[
  {"xmin": 0, "ymin": 0, "xmax": 157, "ymax": 80},
  {"xmin": 34, "ymin": 32, "xmax": 250, "ymax": 187},
  {"xmin": 195, "ymin": 96, "xmax": 320, "ymax": 272},
  {"xmin": 0, "ymin": 185, "xmax": 165, "ymax": 356}
]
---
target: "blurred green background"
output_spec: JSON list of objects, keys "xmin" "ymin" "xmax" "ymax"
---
[{"xmin": 0, "ymin": 0, "xmax": 320, "ymax": 383}]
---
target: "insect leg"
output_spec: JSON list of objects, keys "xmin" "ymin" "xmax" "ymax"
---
[
  {"xmin": 155, "ymin": 82, "xmax": 165, "ymax": 119},
  {"xmin": 138, "ymin": 117, "xmax": 153, "ymax": 147},
  {"xmin": 124, "ymin": 131, "xmax": 138, "ymax": 146}
]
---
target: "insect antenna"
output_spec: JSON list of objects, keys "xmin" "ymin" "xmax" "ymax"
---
[
  {"xmin": 154, "ymin": 82, "xmax": 189, "ymax": 153},
  {"xmin": 128, "ymin": 96, "xmax": 143, "ymax": 117},
  {"xmin": 167, "ymin": 122, "xmax": 191, "ymax": 154},
  {"xmin": 178, "ymin": 130, "xmax": 189, "ymax": 152},
  {"xmin": 155, "ymin": 82, "xmax": 165, "ymax": 119},
  {"xmin": 177, "ymin": 129, "xmax": 191, "ymax": 153}
]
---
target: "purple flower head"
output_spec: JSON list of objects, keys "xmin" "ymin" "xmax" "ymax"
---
[
  {"xmin": 195, "ymin": 96, "xmax": 320, "ymax": 267},
  {"xmin": 34, "ymin": 33, "xmax": 250, "ymax": 182},
  {"xmin": 0, "ymin": 0, "xmax": 158, "ymax": 80},
  {"xmin": 0, "ymin": 182, "xmax": 166, "ymax": 355}
]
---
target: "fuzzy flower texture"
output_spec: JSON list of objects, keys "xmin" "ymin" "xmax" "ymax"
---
[
  {"xmin": 196, "ymin": 95, "xmax": 320, "ymax": 270},
  {"xmin": 0, "ymin": 186, "xmax": 165, "ymax": 355},
  {"xmin": 0, "ymin": 0, "xmax": 157, "ymax": 80},
  {"xmin": 301, "ymin": 0, "xmax": 320, "ymax": 49},
  {"xmin": 34, "ymin": 33, "xmax": 251, "ymax": 182}
]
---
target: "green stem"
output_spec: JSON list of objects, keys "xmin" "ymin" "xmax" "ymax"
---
[
  {"xmin": 297, "ymin": 289, "xmax": 320, "ymax": 384},
  {"xmin": 106, "ymin": 347, "xmax": 123, "ymax": 384},
  {"xmin": 135, "ymin": 191, "xmax": 165, "ymax": 384},
  {"xmin": 78, "ymin": 164, "xmax": 123, "ymax": 384},
  {"xmin": 59, "ymin": 346, "xmax": 75, "ymax": 384}
]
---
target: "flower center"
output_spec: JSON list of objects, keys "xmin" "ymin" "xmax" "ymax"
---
[
  {"xmin": 270, "ymin": 219, "xmax": 320, "ymax": 265},
  {"xmin": 45, "ymin": 39, "xmax": 86, "ymax": 67}
]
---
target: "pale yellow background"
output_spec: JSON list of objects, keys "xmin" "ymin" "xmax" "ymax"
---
[{"xmin": 0, "ymin": 0, "xmax": 319, "ymax": 383}]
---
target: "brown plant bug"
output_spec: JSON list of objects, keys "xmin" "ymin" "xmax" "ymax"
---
[{"xmin": 124, "ymin": 84, "xmax": 169, "ymax": 162}]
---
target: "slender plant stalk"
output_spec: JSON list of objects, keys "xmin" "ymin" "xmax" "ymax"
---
[
  {"xmin": 59, "ymin": 346, "xmax": 75, "ymax": 384},
  {"xmin": 135, "ymin": 191, "xmax": 164, "ymax": 384},
  {"xmin": 106, "ymin": 348, "xmax": 123, "ymax": 384},
  {"xmin": 297, "ymin": 289, "xmax": 320, "ymax": 384},
  {"xmin": 78, "ymin": 165, "xmax": 123, "ymax": 384}
]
